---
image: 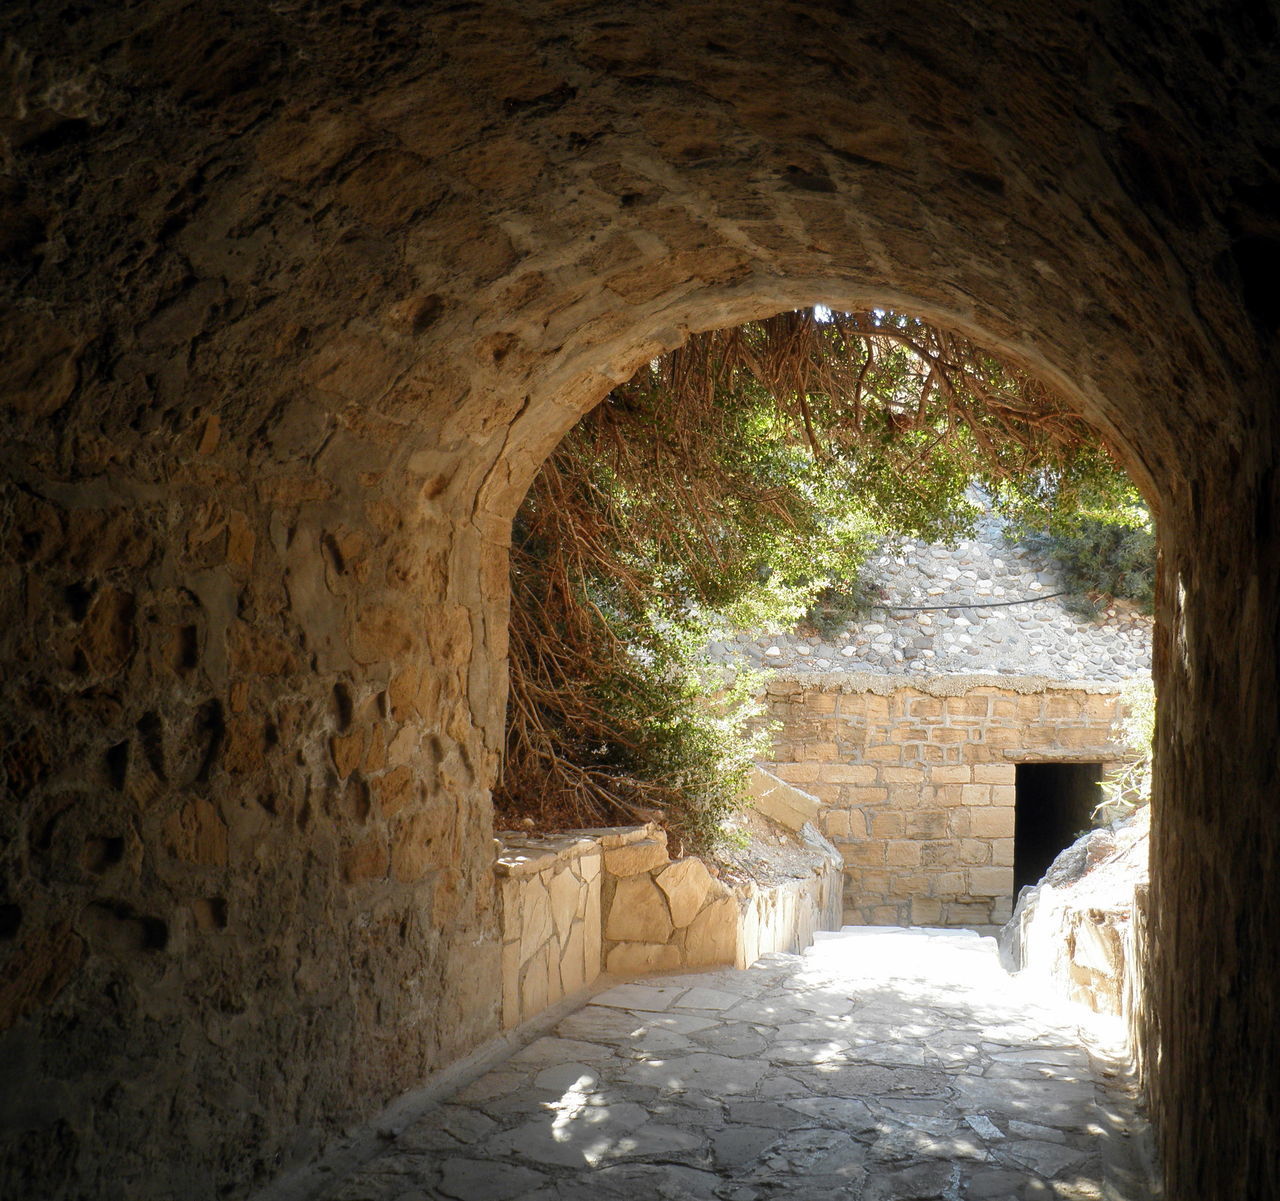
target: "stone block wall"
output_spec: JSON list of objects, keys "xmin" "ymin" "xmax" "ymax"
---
[
  {"xmin": 496, "ymin": 833, "xmax": 604, "ymax": 1029},
  {"xmin": 600, "ymin": 825, "xmax": 736, "ymax": 976},
  {"xmin": 737, "ymin": 868, "xmax": 844, "ymax": 967},
  {"xmin": 496, "ymin": 820, "xmax": 843, "ymax": 1029},
  {"xmin": 759, "ymin": 675, "xmax": 1127, "ymax": 929},
  {"xmin": 8, "ymin": 2, "xmax": 1279, "ymax": 1193}
]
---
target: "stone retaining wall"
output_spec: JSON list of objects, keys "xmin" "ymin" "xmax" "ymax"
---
[
  {"xmin": 495, "ymin": 831, "xmax": 606, "ymax": 1030},
  {"xmin": 760, "ymin": 674, "xmax": 1128, "ymax": 929},
  {"xmin": 721, "ymin": 508, "xmax": 1152, "ymax": 682},
  {"xmin": 496, "ymin": 820, "xmax": 842, "ymax": 1029},
  {"xmin": 998, "ymin": 807, "xmax": 1150, "ymax": 1016}
]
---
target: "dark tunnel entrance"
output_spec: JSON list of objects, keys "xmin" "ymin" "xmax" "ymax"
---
[{"xmin": 1014, "ymin": 762, "xmax": 1103, "ymax": 893}]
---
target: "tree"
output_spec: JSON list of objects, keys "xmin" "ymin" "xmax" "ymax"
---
[{"xmin": 500, "ymin": 309, "xmax": 1144, "ymax": 852}]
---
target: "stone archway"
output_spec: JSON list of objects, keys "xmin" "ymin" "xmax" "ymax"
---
[{"xmin": 1, "ymin": 3, "xmax": 1277, "ymax": 1198}]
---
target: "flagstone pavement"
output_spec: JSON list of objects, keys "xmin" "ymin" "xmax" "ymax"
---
[{"xmin": 305, "ymin": 927, "xmax": 1159, "ymax": 1201}]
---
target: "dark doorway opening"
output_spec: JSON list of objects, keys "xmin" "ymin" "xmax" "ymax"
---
[{"xmin": 1014, "ymin": 762, "xmax": 1102, "ymax": 892}]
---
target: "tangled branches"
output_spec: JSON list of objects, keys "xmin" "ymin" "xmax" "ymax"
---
[
  {"xmin": 651, "ymin": 309, "xmax": 1093, "ymax": 471},
  {"xmin": 497, "ymin": 309, "xmax": 1127, "ymax": 847}
]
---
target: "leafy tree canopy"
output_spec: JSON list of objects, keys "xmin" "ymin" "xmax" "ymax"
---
[{"xmin": 500, "ymin": 309, "xmax": 1149, "ymax": 852}]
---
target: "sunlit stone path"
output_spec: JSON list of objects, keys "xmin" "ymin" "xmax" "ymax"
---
[{"xmin": 305, "ymin": 928, "xmax": 1158, "ymax": 1201}]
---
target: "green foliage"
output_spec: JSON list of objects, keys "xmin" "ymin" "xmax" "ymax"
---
[
  {"xmin": 1096, "ymin": 681, "xmax": 1155, "ymax": 822},
  {"xmin": 1006, "ymin": 482, "xmax": 1155, "ymax": 615},
  {"xmin": 1047, "ymin": 515, "xmax": 1155, "ymax": 611},
  {"xmin": 802, "ymin": 575, "xmax": 886, "ymax": 640},
  {"xmin": 502, "ymin": 309, "xmax": 1141, "ymax": 853},
  {"xmin": 596, "ymin": 652, "xmax": 770, "ymax": 852},
  {"xmin": 504, "ymin": 374, "xmax": 899, "ymax": 849}
]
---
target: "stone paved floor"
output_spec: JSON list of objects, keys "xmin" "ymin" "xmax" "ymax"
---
[{"xmin": 310, "ymin": 928, "xmax": 1157, "ymax": 1201}]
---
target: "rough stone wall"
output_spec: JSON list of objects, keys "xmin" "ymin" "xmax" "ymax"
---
[
  {"xmin": 496, "ymin": 832, "xmax": 605, "ymax": 1030},
  {"xmin": 723, "ymin": 507, "xmax": 1153, "ymax": 681},
  {"xmin": 762, "ymin": 677, "xmax": 1124, "ymax": 929},
  {"xmin": 496, "ymin": 821, "xmax": 842, "ymax": 1026},
  {"xmin": 597, "ymin": 821, "xmax": 844, "ymax": 976},
  {"xmin": 999, "ymin": 806, "xmax": 1150, "ymax": 1015},
  {"xmin": 1, "ymin": 2, "xmax": 1278, "ymax": 1198}
]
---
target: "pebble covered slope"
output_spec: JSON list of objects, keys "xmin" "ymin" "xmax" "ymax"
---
[{"xmin": 717, "ymin": 512, "xmax": 1153, "ymax": 683}]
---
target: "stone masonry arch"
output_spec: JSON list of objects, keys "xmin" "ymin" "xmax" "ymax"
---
[{"xmin": 1, "ymin": 3, "xmax": 1277, "ymax": 1199}]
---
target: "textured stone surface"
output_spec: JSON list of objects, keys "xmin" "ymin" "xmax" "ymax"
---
[
  {"xmin": 497, "ymin": 820, "xmax": 842, "ymax": 1026},
  {"xmin": 1001, "ymin": 806, "xmax": 1150, "ymax": 1016},
  {"xmin": 1, "ymin": 2, "xmax": 1278, "ymax": 1197},
  {"xmin": 655, "ymin": 858, "xmax": 713, "ymax": 928},
  {"xmin": 497, "ymin": 836, "xmax": 605, "ymax": 1029},
  {"xmin": 301, "ymin": 928, "xmax": 1156, "ymax": 1201},
  {"xmin": 602, "ymin": 838, "xmax": 668, "ymax": 878},
  {"xmin": 683, "ymin": 897, "xmax": 739, "ymax": 968},
  {"xmin": 761, "ymin": 678, "xmax": 1128, "ymax": 928},
  {"xmin": 721, "ymin": 503, "xmax": 1153, "ymax": 680},
  {"xmin": 604, "ymin": 941, "xmax": 683, "ymax": 976},
  {"xmin": 604, "ymin": 875, "xmax": 674, "ymax": 944},
  {"xmin": 747, "ymin": 765, "xmax": 821, "ymax": 831}
]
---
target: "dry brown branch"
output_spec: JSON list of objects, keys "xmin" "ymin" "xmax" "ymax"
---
[{"xmin": 498, "ymin": 308, "xmax": 1107, "ymax": 834}]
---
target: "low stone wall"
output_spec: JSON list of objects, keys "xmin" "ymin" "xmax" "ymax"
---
[
  {"xmin": 738, "ymin": 869, "xmax": 843, "ymax": 967},
  {"xmin": 495, "ymin": 832, "xmax": 605, "ymax": 1030},
  {"xmin": 600, "ymin": 825, "xmax": 738, "ymax": 975},
  {"xmin": 999, "ymin": 806, "xmax": 1150, "ymax": 1018},
  {"xmin": 496, "ymin": 818, "xmax": 842, "ymax": 1028},
  {"xmin": 760, "ymin": 674, "xmax": 1129, "ymax": 929}
]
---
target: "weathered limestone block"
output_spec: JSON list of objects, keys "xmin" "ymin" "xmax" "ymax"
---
[
  {"xmin": 162, "ymin": 798, "xmax": 227, "ymax": 866},
  {"xmin": 520, "ymin": 879, "xmax": 554, "ymax": 963},
  {"xmin": 820, "ymin": 765, "xmax": 879, "ymax": 785},
  {"xmin": 604, "ymin": 873, "xmax": 673, "ymax": 943},
  {"xmin": 520, "ymin": 943, "xmax": 553, "ymax": 1019},
  {"xmin": 968, "ymin": 866, "xmax": 1014, "ymax": 897},
  {"xmin": 547, "ymin": 866, "xmax": 580, "ymax": 942},
  {"xmin": 655, "ymin": 857, "xmax": 713, "ymax": 928},
  {"xmin": 577, "ymin": 850, "xmax": 601, "ymax": 883},
  {"xmin": 603, "ymin": 837, "xmax": 668, "ymax": 877},
  {"xmin": 501, "ymin": 939, "xmax": 521, "ymax": 1029},
  {"xmin": 373, "ymin": 765, "xmax": 415, "ymax": 819},
  {"xmin": 684, "ymin": 896, "xmax": 738, "ymax": 968},
  {"xmin": 584, "ymin": 875, "xmax": 603, "ymax": 974},
  {"xmin": 605, "ymin": 941, "xmax": 683, "ymax": 975},
  {"xmin": 330, "ymin": 728, "xmax": 364, "ymax": 778},
  {"xmin": 561, "ymin": 921, "xmax": 588, "ymax": 995},
  {"xmin": 738, "ymin": 900, "xmax": 762, "ymax": 970},
  {"xmin": 968, "ymin": 807, "xmax": 1015, "ymax": 838},
  {"xmin": 748, "ymin": 765, "xmax": 821, "ymax": 831},
  {"xmin": 500, "ymin": 877, "xmax": 523, "ymax": 926}
]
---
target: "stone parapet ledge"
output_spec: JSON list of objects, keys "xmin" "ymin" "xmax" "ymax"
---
[
  {"xmin": 495, "ymin": 818, "xmax": 844, "ymax": 1029},
  {"xmin": 494, "ymin": 823, "xmax": 659, "ymax": 878},
  {"xmin": 748, "ymin": 764, "xmax": 821, "ymax": 831},
  {"xmin": 762, "ymin": 671, "xmax": 1141, "ymax": 696},
  {"xmin": 494, "ymin": 835, "xmax": 602, "ymax": 878},
  {"xmin": 495, "ymin": 830, "xmax": 610, "ymax": 1030}
]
